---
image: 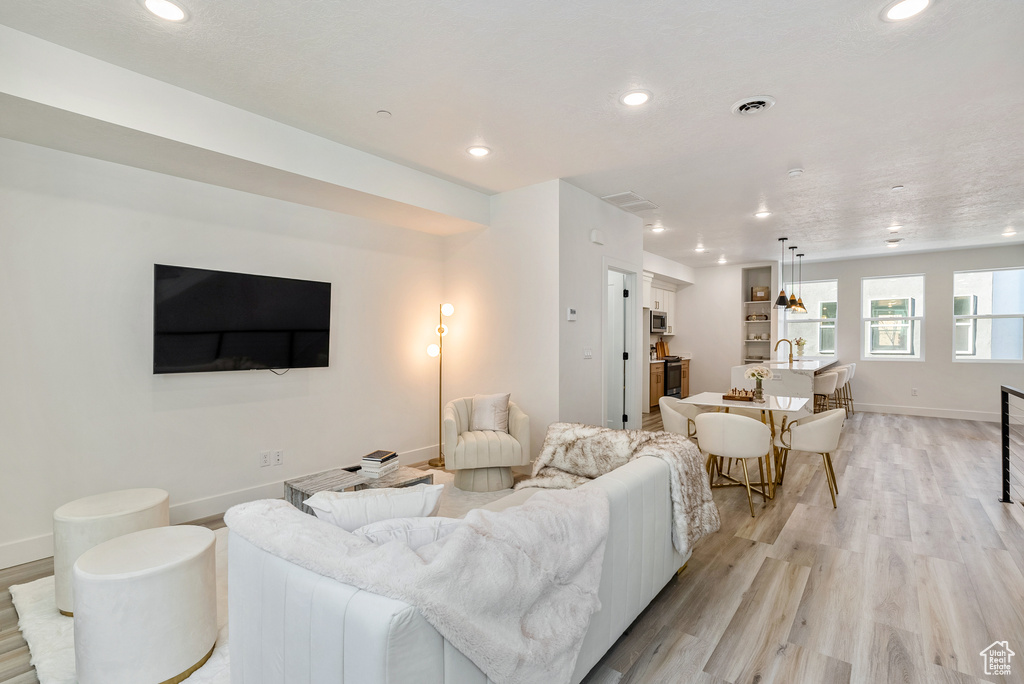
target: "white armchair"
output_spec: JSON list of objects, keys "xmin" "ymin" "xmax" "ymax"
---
[{"xmin": 443, "ymin": 398, "xmax": 530, "ymax": 491}]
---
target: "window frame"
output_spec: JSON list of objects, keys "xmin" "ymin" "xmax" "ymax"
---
[
  {"xmin": 860, "ymin": 274, "xmax": 926, "ymax": 362},
  {"xmin": 782, "ymin": 279, "xmax": 838, "ymax": 357},
  {"xmin": 953, "ymin": 267, "xmax": 1024, "ymax": 364}
]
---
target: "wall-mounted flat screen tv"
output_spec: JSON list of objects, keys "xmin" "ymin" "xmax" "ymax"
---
[{"xmin": 154, "ymin": 264, "xmax": 331, "ymax": 374}]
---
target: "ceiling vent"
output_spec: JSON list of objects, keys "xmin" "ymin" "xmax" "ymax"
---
[
  {"xmin": 601, "ymin": 191, "xmax": 659, "ymax": 214},
  {"xmin": 731, "ymin": 96, "xmax": 776, "ymax": 116}
]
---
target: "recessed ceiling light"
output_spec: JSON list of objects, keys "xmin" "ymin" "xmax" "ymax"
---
[
  {"xmin": 788, "ymin": 168, "xmax": 804, "ymax": 178},
  {"xmin": 467, "ymin": 146, "xmax": 491, "ymax": 157},
  {"xmin": 376, "ymin": 110, "xmax": 392, "ymax": 118},
  {"xmin": 694, "ymin": 244, "xmax": 705, "ymax": 253},
  {"xmin": 886, "ymin": 238, "xmax": 903, "ymax": 248},
  {"xmin": 620, "ymin": 90, "xmax": 651, "ymax": 106},
  {"xmin": 718, "ymin": 255, "xmax": 727, "ymax": 264},
  {"xmin": 888, "ymin": 225, "xmax": 902, "ymax": 232},
  {"xmin": 143, "ymin": 0, "xmax": 187, "ymax": 21},
  {"xmin": 882, "ymin": 0, "xmax": 930, "ymax": 22},
  {"xmin": 1004, "ymin": 229, "xmax": 1018, "ymax": 237},
  {"xmin": 891, "ymin": 185, "xmax": 905, "ymax": 192},
  {"xmin": 754, "ymin": 211, "xmax": 772, "ymax": 219},
  {"xmin": 651, "ymin": 226, "xmax": 665, "ymax": 233}
]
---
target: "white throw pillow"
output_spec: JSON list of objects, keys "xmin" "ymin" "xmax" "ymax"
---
[
  {"xmin": 354, "ymin": 516, "xmax": 462, "ymax": 550},
  {"xmin": 304, "ymin": 483, "xmax": 444, "ymax": 531},
  {"xmin": 470, "ymin": 392, "xmax": 511, "ymax": 432}
]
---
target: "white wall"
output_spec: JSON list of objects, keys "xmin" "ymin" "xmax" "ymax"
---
[
  {"xmin": 799, "ymin": 246, "xmax": 1024, "ymax": 420},
  {"xmin": 674, "ymin": 263, "xmax": 775, "ymax": 395},
  {"xmin": 0, "ymin": 138, "xmax": 445, "ymax": 567},
  {"xmin": 443, "ymin": 181, "xmax": 561, "ymax": 457},
  {"xmin": 558, "ymin": 181, "xmax": 644, "ymax": 427}
]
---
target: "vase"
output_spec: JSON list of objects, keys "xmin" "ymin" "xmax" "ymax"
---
[
  {"xmin": 796, "ymin": 344, "xmax": 806, "ymax": 357},
  {"xmin": 754, "ymin": 379, "xmax": 765, "ymax": 403}
]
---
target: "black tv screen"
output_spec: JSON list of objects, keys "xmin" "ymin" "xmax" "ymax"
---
[{"xmin": 154, "ymin": 264, "xmax": 331, "ymax": 374}]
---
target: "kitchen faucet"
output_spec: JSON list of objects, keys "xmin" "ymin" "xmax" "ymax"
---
[{"xmin": 774, "ymin": 338, "xmax": 794, "ymax": 365}]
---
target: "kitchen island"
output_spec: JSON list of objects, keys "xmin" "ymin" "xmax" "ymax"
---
[{"xmin": 730, "ymin": 355, "xmax": 838, "ymax": 402}]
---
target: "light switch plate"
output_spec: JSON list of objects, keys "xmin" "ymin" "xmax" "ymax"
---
[{"xmin": 583, "ymin": 347, "xmax": 593, "ymax": 359}]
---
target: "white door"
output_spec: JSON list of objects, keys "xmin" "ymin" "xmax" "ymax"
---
[{"xmin": 606, "ymin": 271, "xmax": 627, "ymax": 429}]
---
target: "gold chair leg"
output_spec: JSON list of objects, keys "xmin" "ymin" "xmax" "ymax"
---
[
  {"xmin": 757, "ymin": 457, "xmax": 766, "ymax": 501},
  {"xmin": 825, "ymin": 451, "xmax": 840, "ymax": 496},
  {"xmin": 821, "ymin": 452, "xmax": 837, "ymax": 508},
  {"xmin": 740, "ymin": 459, "xmax": 755, "ymax": 517},
  {"xmin": 777, "ymin": 448, "xmax": 790, "ymax": 485}
]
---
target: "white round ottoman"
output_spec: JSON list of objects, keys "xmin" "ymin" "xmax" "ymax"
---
[
  {"xmin": 53, "ymin": 488, "xmax": 169, "ymax": 615},
  {"xmin": 72, "ymin": 525, "xmax": 217, "ymax": 684}
]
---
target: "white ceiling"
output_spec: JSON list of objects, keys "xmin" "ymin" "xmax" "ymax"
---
[{"xmin": 1, "ymin": 0, "xmax": 1022, "ymax": 265}]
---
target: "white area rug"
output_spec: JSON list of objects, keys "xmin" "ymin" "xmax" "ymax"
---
[{"xmin": 10, "ymin": 469, "xmax": 511, "ymax": 684}]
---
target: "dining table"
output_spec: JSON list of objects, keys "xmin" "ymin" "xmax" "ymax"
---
[{"xmin": 678, "ymin": 392, "xmax": 810, "ymax": 498}]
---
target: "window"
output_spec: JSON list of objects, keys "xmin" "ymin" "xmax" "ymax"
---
[
  {"xmin": 954, "ymin": 295, "xmax": 977, "ymax": 356},
  {"xmin": 783, "ymin": 279, "xmax": 837, "ymax": 356},
  {"xmin": 953, "ymin": 268, "xmax": 1024, "ymax": 362},
  {"xmin": 862, "ymin": 275, "xmax": 924, "ymax": 359}
]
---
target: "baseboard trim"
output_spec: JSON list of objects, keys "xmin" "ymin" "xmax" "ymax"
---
[
  {"xmin": 855, "ymin": 403, "xmax": 999, "ymax": 423},
  {"xmin": 0, "ymin": 444, "xmax": 441, "ymax": 571}
]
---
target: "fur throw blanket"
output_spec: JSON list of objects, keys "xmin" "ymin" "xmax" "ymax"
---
[
  {"xmin": 515, "ymin": 423, "xmax": 720, "ymax": 556},
  {"xmin": 225, "ymin": 487, "xmax": 609, "ymax": 684}
]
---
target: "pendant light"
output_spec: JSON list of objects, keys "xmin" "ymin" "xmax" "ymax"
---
[
  {"xmin": 775, "ymin": 237, "xmax": 790, "ymax": 308},
  {"xmin": 792, "ymin": 253, "xmax": 808, "ymax": 314},
  {"xmin": 788, "ymin": 246, "xmax": 799, "ymax": 309}
]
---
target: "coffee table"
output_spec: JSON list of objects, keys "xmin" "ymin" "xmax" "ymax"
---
[{"xmin": 284, "ymin": 465, "xmax": 435, "ymax": 515}]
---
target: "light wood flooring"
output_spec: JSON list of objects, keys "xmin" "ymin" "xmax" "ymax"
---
[
  {"xmin": 2, "ymin": 414, "xmax": 1022, "ymax": 684},
  {"xmin": 583, "ymin": 410, "xmax": 1024, "ymax": 684}
]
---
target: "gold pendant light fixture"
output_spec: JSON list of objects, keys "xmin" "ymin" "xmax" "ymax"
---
[
  {"xmin": 792, "ymin": 253, "xmax": 808, "ymax": 314},
  {"xmin": 775, "ymin": 237, "xmax": 790, "ymax": 308},
  {"xmin": 788, "ymin": 246, "xmax": 800, "ymax": 309}
]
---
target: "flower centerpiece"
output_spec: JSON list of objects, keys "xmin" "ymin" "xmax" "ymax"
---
[
  {"xmin": 744, "ymin": 366, "xmax": 774, "ymax": 403},
  {"xmin": 793, "ymin": 336, "xmax": 807, "ymax": 356}
]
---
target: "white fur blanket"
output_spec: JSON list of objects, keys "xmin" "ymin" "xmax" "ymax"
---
[
  {"xmin": 224, "ymin": 487, "xmax": 609, "ymax": 684},
  {"xmin": 515, "ymin": 423, "xmax": 720, "ymax": 556}
]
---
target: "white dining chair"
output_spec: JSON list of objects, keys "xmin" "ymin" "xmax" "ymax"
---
[
  {"xmin": 695, "ymin": 412, "xmax": 773, "ymax": 517},
  {"xmin": 658, "ymin": 397, "xmax": 703, "ymax": 445},
  {"xmin": 813, "ymin": 371, "xmax": 839, "ymax": 413},
  {"xmin": 774, "ymin": 408, "xmax": 845, "ymax": 507}
]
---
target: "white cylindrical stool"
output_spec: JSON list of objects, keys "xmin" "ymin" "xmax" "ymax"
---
[
  {"xmin": 73, "ymin": 525, "xmax": 217, "ymax": 684},
  {"xmin": 53, "ymin": 488, "xmax": 169, "ymax": 615}
]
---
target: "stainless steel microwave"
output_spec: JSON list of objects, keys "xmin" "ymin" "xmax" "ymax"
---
[{"xmin": 651, "ymin": 311, "xmax": 667, "ymax": 333}]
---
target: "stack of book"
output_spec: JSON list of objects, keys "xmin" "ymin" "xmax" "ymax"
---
[{"xmin": 360, "ymin": 450, "xmax": 399, "ymax": 478}]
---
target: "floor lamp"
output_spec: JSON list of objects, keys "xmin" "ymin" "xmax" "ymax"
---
[{"xmin": 427, "ymin": 303, "xmax": 454, "ymax": 468}]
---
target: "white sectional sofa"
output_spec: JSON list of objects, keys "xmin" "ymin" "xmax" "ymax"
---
[{"xmin": 228, "ymin": 456, "xmax": 688, "ymax": 684}]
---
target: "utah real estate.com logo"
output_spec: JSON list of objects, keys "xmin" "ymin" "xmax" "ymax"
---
[{"xmin": 980, "ymin": 641, "xmax": 1014, "ymax": 677}]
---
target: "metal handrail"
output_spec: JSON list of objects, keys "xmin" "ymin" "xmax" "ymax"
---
[{"xmin": 1001, "ymin": 386, "xmax": 1024, "ymax": 503}]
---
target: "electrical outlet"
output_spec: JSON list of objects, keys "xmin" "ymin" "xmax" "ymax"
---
[
  {"xmin": 272, "ymin": 449, "xmax": 284, "ymax": 466},
  {"xmin": 911, "ymin": 388, "xmax": 918, "ymax": 396},
  {"xmin": 260, "ymin": 450, "xmax": 271, "ymax": 467}
]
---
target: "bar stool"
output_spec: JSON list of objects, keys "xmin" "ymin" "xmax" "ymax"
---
[
  {"xmin": 695, "ymin": 412, "xmax": 773, "ymax": 517},
  {"xmin": 774, "ymin": 408, "xmax": 846, "ymax": 506},
  {"xmin": 844, "ymin": 363, "xmax": 856, "ymax": 414},
  {"xmin": 831, "ymin": 366, "xmax": 850, "ymax": 417},
  {"xmin": 814, "ymin": 371, "xmax": 839, "ymax": 413}
]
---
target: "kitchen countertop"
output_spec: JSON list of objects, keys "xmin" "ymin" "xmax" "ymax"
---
[{"xmin": 751, "ymin": 357, "xmax": 838, "ymax": 372}]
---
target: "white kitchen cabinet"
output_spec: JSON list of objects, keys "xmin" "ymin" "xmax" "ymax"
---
[
  {"xmin": 642, "ymin": 273, "xmax": 654, "ymax": 309},
  {"xmin": 651, "ymin": 286, "xmax": 669, "ymax": 311}
]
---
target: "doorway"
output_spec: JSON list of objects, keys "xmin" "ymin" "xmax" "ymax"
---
[{"xmin": 603, "ymin": 262, "xmax": 639, "ymax": 430}]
